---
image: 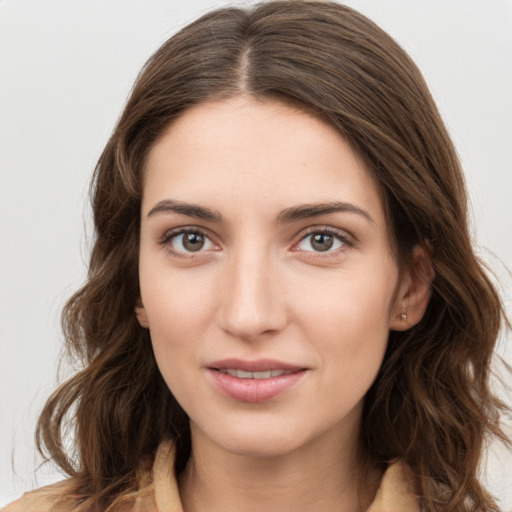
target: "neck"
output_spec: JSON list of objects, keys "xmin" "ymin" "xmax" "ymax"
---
[{"xmin": 178, "ymin": 423, "xmax": 382, "ymax": 512}]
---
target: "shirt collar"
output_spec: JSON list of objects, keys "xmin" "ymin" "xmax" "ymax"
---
[{"xmin": 148, "ymin": 440, "xmax": 419, "ymax": 512}]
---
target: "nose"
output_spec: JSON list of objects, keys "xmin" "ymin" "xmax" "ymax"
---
[{"xmin": 217, "ymin": 247, "xmax": 287, "ymax": 342}]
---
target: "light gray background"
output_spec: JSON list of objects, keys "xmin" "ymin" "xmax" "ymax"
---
[{"xmin": 1, "ymin": 0, "xmax": 511, "ymax": 508}]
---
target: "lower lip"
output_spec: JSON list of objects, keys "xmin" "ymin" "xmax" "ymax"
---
[{"xmin": 208, "ymin": 369, "xmax": 307, "ymax": 403}]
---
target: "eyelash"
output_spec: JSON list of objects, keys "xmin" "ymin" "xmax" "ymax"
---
[
  {"xmin": 295, "ymin": 226, "xmax": 354, "ymax": 258},
  {"xmin": 159, "ymin": 226, "xmax": 354, "ymax": 259},
  {"xmin": 159, "ymin": 227, "xmax": 218, "ymax": 259}
]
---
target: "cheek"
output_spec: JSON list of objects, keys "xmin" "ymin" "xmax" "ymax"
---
[
  {"xmin": 292, "ymin": 263, "xmax": 398, "ymax": 363},
  {"xmin": 139, "ymin": 265, "xmax": 218, "ymax": 372},
  {"xmin": 141, "ymin": 263, "xmax": 216, "ymax": 327},
  {"xmin": 295, "ymin": 263, "xmax": 398, "ymax": 322}
]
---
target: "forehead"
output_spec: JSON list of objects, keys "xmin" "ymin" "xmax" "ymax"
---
[{"xmin": 143, "ymin": 97, "xmax": 385, "ymax": 227}]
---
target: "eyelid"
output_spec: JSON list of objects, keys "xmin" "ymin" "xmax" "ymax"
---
[
  {"xmin": 291, "ymin": 225, "xmax": 355, "ymax": 254},
  {"xmin": 159, "ymin": 226, "xmax": 220, "ymax": 257}
]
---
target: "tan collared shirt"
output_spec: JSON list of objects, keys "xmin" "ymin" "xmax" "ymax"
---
[{"xmin": 3, "ymin": 441, "xmax": 419, "ymax": 511}]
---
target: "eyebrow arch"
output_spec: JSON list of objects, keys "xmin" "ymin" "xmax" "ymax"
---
[
  {"xmin": 147, "ymin": 199, "xmax": 374, "ymax": 225},
  {"xmin": 147, "ymin": 199, "xmax": 223, "ymax": 222},
  {"xmin": 277, "ymin": 201, "xmax": 375, "ymax": 225}
]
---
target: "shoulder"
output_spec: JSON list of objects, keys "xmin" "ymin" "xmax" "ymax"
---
[
  {"xmin": 2, "ymin": 479, "xmax": 138, "ymax": 512},
  {"xmin": 2, "ymin": 479, "xmax": 79, "ymax": 512},
  {"xmin": 2, "ymin": 441, "xmax": 177, "ymax": 512}
]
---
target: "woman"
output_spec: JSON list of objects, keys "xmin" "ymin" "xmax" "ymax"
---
[{"xmin": 4, "ymin": 1, "xmax": 510, "ymax": 511}]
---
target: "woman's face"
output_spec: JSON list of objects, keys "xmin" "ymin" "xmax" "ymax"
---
[{"xmin": 138, "ymin": 97, "xmax": 411, "ymax": 458}]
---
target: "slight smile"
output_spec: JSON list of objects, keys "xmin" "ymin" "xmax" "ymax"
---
[
  {"xmin": 207, "ymin": 359, "xmax": 309, "ymax": 403},
  {"xmin": 217, "ymin": 369, "xmax": 294, "ymax": 379}
]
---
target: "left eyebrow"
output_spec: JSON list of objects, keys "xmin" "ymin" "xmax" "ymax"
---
[{"xmin": 276, "ymin": 201, "xmax": 375, "ymax": 225}]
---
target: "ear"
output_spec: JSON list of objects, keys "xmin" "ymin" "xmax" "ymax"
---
[
  {"xmin": 389, "ymin": 245, "xmax": 434, "ymax": 331},
  {"xmin": 135, "ymin": 297, "xmax": 150, "ymax": 329}
]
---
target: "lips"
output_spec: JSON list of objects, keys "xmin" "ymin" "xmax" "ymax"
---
[
  {"xmin": 207, "ymin": 359, "xmax": 307, "ymax": 402},
  {"xmin": 218, "ymin": 368, "xmax": 294, "ymax": 379},
  {"xmin": 209, "ymin": 358, "xmax": 304, "ymax": 372}
]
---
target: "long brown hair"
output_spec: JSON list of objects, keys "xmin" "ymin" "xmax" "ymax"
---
[{"xmin": 36, "ymin": 2, "xmax": 510, "ymax": 510}]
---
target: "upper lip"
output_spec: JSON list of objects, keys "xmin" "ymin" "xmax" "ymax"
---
[{"xmin": 208, "ymin": 358, "xmax": 306, "ymax": 372}]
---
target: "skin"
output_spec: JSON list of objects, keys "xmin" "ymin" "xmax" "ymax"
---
[{"xmin": 137, "ymin": 97, "xmax": 430, "ymax": 512}]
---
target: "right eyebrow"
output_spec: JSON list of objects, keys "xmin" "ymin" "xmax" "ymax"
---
[{"xmin": 146, "ymin": 199, "xmax": 223, "ymax": 222}]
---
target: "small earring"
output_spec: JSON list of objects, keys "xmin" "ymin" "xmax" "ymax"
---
[{"xmin": 399, "ymin": 312, "xmax": 408, "ymax": 321}]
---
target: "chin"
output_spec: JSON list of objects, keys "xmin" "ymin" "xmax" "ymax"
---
[
  {"xmin": 194, "ymin": 418, "xmax": 309, "ymax": 459},
  {"xmin": 218, "ymin": 434, "xmax": 303, "ymax": 459}
]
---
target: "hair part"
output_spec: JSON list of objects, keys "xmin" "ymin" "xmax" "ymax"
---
[{"xmin": 36, "ymin": 2, "xmax": 510, "ymax": 510}]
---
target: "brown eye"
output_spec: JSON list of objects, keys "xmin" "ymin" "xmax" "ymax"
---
[
  {"xmin": 296, "ymin": 230, "xmax": 348, "ymax": 253},
  {"xmin": 182, "ymin": 232, "xmax": 205, "ymax": 252},
  {"xmin": 168, "ymin": 230, "xmax": 214, "ymax": 254},
  {"xmin": 310, "ymin": 233, "xmax": 334, "ymax": 252}
]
